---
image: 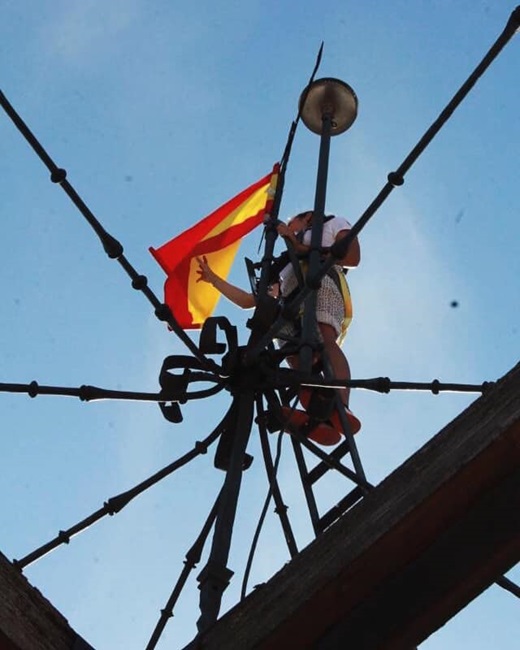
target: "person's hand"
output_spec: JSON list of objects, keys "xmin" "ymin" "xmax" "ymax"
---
[
  {"xmin": 196, "ymin": 256, "xmax": 217, "ymax": 284},
  {"xmin": 276, "ymin": 222, "xmax": 292, "ymax": 238}
]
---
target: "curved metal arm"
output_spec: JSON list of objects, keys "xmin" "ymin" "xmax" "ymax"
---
[{"xmin": 145, "ymin": 490, "xmax": 223, "ymax": 650}]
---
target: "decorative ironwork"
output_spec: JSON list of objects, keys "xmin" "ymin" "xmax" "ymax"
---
[{"xmin": 1, "ymin": 6, "xmax": 519, "ymax": 649}]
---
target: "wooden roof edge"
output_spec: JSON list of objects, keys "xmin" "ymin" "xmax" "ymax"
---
[
  {"xmin": 186, "ymin": 361, "xmax": 520, "ymax": 649},
  {"xmin": 0, "ymin": 551, "xmax": 95, "ymax": 650}
]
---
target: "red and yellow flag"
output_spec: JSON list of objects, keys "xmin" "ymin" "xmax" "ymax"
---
[{"xmin": 150, "ymin": 165, "xmax": 279, "ymax": 329}]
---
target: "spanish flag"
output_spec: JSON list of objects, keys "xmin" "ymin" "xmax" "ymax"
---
[{"xmin": 150, "ymin": 165, "xmax": 279, "ymax": 329}]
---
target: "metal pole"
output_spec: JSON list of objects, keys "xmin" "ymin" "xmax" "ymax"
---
[
  {"xmin": 196, "ymin": 390, "xmax": 255, "ymax": 633},
  {"xmin": 299, "ymin": 112, "xmax": 333, "ymax": 373}
]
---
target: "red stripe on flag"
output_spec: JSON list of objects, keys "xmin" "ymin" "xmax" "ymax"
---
[
  {"xmin": 149, "ymin": 169, "xmax": 276, "ymax": 275},
  {"xmin": 149, "ymin": 164, "xmax": 279, "ymax": 329}
]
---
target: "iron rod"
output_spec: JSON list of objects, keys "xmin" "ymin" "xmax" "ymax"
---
[
  {"xmin": 145, "ymin": 492, "xmax": 222, "ymax": 650},
  {"xmin": 299, "ymin": 113, "xmax": 333, "ymax": 373},
  {"xmin": 495, "ymin": 575, "xmax": 520, "ymax": 599},
  {"xmin": 256, "ymin": 396, "xmax": 298, "ymax": 558},
  {"xmin": 196, "ymin": 391, "xmax": 255, "ymax": 633},
  {"xmin": 240, "ymin": 428, "xmax": 286, "ymax": 601},
  {"xmin": 0, "ymin": 377, "xmax": 223, "ymax": 403},
  {"xmin": 290, "ymin": 436, "xmax": 322, "ymax": 536}
]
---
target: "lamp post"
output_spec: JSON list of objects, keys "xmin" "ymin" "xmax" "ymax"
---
[{"xmin": 298, "ymin": 78, "xmax": 358, "ymax": 373}]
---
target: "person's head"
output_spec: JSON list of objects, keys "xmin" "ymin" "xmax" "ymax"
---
[{"xmin": 287, "ymin": 210, "xmax": 313, "ymax": 233}]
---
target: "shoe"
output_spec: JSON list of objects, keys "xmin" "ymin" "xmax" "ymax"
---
[
  {"xmin": 280, "ymin": 406, "xmax": 342, "ymax": 446},
  {"xmin": 299, "ymin": 388, "xmax": 361, "ymax": 435},
  {"xmin": 330, "ymin": 407, "xmax": 361, "ymax": 435}
]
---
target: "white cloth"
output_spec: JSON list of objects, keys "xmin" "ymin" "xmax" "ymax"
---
[
  {"xmin": 303, "ymin": 215, "xmax": 351, "ymax": 248},
  {"xmin": 279, "ymin": 216, "xmax": 351, "ymax": 297}
]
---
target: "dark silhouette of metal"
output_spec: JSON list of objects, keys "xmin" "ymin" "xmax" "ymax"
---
[
  {"xmin": 1, "ymin": 368, "xmax": 493, "ymax": 572},
  {"xmin": 0, "ymin": 375, "xmax": 494, "ymax": 404},
  {"xmin": 240, "ymin": 421, "xmax": 293, "ymax": 601},
  {"xmin": 0, "ymin": 376, "xmax": 494, "ymax": 404},
  {"xmin": 298, "ymin": 78, "xmax": 357, "ymax": 376},
  {"xmin": 496, "ymin": 575, "xmax": 520, "ymax": 599},
  {"xmin": 254, "ymin": 43, "xmax": 323, "ymax": 300},
  {"xmin": 255, "ymin": 398, "xmax": 298, "ymax": 557},
  {"xmin": 1, "ymin": 6, "xmax": 519, "ymax": 649},
  {"xmin": 145, "ymin": 491, "xmax": 223, "ymax": 650}
]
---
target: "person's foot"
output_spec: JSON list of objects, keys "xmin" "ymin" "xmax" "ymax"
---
[
  {"xmin": 280, "ymin": 406, "xmax": 342, "ymax": 446},
  {"xmin": 299, "ymin": 388, "xmax": 361, "ymax": 435}
]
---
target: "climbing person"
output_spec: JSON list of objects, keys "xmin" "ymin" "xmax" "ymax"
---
[
  {"xmin": 275, "ymin": 210, "xmax": 361, "ymax": 442},
  {"xmin": 195, "ymin": 208, "xmax": 361, "ymax": 444}
]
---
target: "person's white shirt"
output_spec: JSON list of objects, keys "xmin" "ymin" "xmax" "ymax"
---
[{"xmin": 279, "ymin": 215, "xmax": 352, "ymax": 296}]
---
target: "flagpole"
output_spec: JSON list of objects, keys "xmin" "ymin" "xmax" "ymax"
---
[{"xmin": 254, "ymin": 43, "xmax": 323, "ymax": 303}]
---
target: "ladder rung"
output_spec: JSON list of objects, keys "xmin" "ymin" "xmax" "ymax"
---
[{"xmin": 307, "ymin": 439, "xmax": 351, "ymax": 484}]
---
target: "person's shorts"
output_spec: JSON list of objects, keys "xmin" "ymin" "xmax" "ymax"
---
[{"xmin": 276, "ymin": 272, "xmax": 345, "ymax": 345}]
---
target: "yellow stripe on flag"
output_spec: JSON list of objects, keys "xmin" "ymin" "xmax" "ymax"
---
[{"xmin": 149, "ymin": 165, "xmax": 279, "ymax": 329}]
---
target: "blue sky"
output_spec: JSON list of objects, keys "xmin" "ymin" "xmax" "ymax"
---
[{"xmin": 1, "ymin": 1, "xmax": 519, "ymax": 648}]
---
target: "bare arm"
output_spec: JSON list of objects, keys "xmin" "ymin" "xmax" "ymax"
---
[{"xmin": 196, "ymin": 256, "xmax": 256, "ymax": 309}]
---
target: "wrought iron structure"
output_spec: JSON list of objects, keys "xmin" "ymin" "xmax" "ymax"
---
[{"xmin": 1, "ymin": 6, "xmax": 519, "ymax": 649}]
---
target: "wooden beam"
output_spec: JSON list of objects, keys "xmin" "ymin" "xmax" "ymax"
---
[
  {"xmin": 187, "ymin": 361, "xmax": 520, "ymax": 649},
  {"xmin": 316, "ymin": 467, "xmax": 520, "ymax": 649}
]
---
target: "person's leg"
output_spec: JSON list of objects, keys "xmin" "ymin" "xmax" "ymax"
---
[
  {"xmin": 316, "ymin": 321, "xmax": 361, "ymax": 434},
  {"xmin": 318, "ymin": 322, "xmax": 350, "ymax": 407}
]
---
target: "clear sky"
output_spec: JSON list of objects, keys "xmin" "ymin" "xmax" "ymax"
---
[{"xmin": 1, "ymin": 1, "xmax": 519, "ymax": 649}]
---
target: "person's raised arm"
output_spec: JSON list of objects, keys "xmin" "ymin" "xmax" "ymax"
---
[{"xmin": 196, "ymin": 256, "xmax": 256, "ymax": 309}]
